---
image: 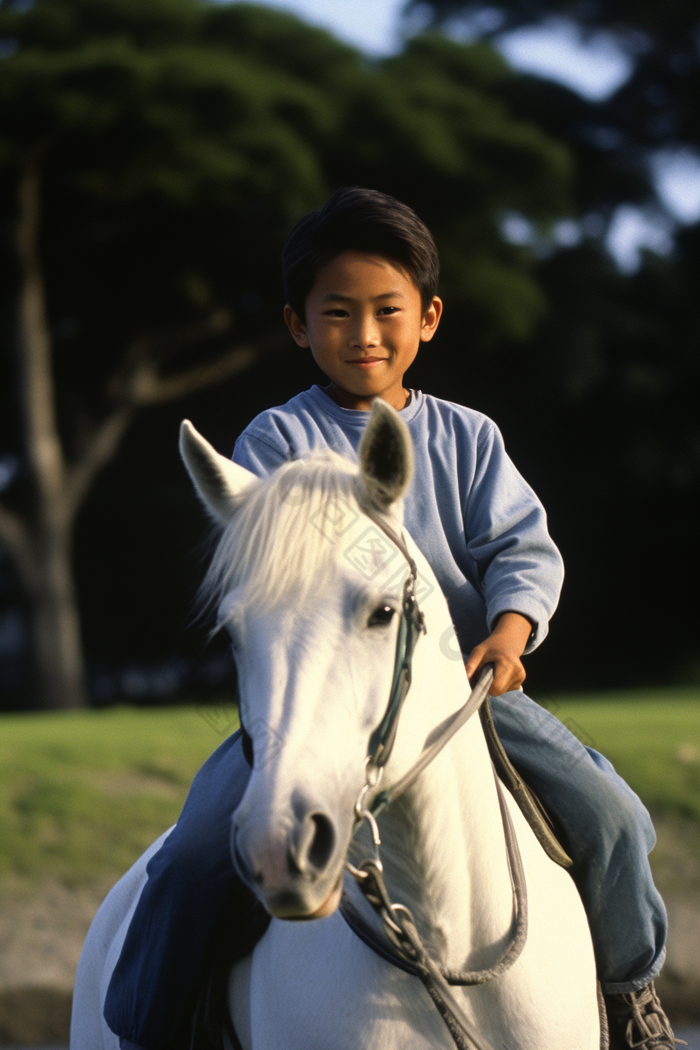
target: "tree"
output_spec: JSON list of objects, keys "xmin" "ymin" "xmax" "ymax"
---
[
  {"xmin": 0, "ymin": 0, "xmax": 344, "ymax": 708},
  {"xmin": 401, "ymin": 0, "xmax": 700, "ymax": 688},
  {"xmin": 408, "ymin": 0, "xmax": 700, "ymax": 214},
  {"xmin": 0, "ymin": 0, "xmax": 574, "ymax": 708}
]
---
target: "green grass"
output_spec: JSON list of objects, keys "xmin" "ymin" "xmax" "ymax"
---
[
  {"xmin": 540, "ymin": 689, "xmax": 700, "ymax": 821},
  {"xmin": 0, "ymin": 702, "xmax": 239, "ymax": 890},
  {"xmin": 1, "ymin": 689, "xmax": 699, "ymax": 892}
]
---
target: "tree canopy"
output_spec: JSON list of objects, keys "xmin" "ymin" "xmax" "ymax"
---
[
  {"xmin": 0, "ymin": 0, "xmax": 576, "ymax": 707},
  {"xmin": 403, "ymin": 0, "xmax": 700, "ymax": 689},
  {"xmin": 2, "ymin": 0, "xmax": 697, "ymax": 704},
  {"xmin": 410, "ymin": 0, "xmax": 700, "ymax": 210}
]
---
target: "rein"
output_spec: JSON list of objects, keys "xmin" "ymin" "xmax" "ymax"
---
[{"xmin": 343, "ymin": 511, "xmax": 529, "ymax": 1050}]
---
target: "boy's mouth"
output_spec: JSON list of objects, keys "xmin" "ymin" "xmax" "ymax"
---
[{"xmin": 346, "ymin": 357, "xmax": 386, "ymax": 369}]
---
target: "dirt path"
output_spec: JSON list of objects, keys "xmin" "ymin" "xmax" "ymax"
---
[{"xmin": 0, "ymin": 880, "xmax": 110, "ymax": 1045}]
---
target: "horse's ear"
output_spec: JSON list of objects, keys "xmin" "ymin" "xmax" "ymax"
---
[
  {"xmin": 179, "ymin": 420, "xmax": 256, "ymax": 526},
  {"xmin": 358, "ymin": 400, "xmax": 413, "ymax": 512}
]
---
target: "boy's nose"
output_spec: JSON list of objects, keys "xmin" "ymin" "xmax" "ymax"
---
[{"xmin": 350, "ymin": 317, "xmax": 379, "ymax": 348}]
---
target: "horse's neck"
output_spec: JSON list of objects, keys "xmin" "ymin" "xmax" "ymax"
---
[{"xmin": 374, "ymin": 648, "xmax": 517, "ymax": 972}]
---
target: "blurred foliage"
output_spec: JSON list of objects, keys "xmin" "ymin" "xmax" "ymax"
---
[
  {"xmin": 0, "ymin": 0, "xmax": 579, "ymax": 706},
  {"xmin": 401, "ymin": 0, "xmax": 700, "ymax": 690},
  {"xmin": 0, "ymin": 0, "xmax": 572, "ymax": 397},
  {"xmin": 410, "ymin": 0, "xmax": 700, "ymax": 152},
  {"xmin": 408, "ymin": 0, "xmax": 700, "ymax": 220},
  {"xmin": 0, "ymin": 0, "xmax": 698, "ymax": 702}
]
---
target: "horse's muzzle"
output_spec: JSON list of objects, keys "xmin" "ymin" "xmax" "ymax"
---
[{"xmin": 231, "ymin": 808, "xmax": 343, "ymax": 919}]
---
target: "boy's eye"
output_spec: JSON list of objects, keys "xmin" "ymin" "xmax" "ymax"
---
[
  {"xmin": 324, "ymin": 308, "xmax": 349, "ymax": 318},
  {"xmin": 378, "ymin": 306, "xmax": 400, "ymax": 315}
]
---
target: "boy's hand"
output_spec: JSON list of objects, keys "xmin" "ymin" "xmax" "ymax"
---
[{"xmin": 464, "ymin": 612, "xmax": 533, "ymax": 696}]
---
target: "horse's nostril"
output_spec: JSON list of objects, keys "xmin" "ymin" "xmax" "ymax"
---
[
  {"xmin": 289, "ymin": 812, "xmax": 336, "ymax": 876},
  {"xmin": 307, "ymin": 813, "xmax": 335, "ymax": 871}
]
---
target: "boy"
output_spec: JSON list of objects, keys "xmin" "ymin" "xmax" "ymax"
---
[{"xmin": 106, "ymin": 187, "xmax": 677, "ymax": 1050}]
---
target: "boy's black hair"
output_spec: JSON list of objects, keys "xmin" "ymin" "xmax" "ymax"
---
[{"xmin": 282, "ymin": 187, "xmax": 439, "ymax": 319}]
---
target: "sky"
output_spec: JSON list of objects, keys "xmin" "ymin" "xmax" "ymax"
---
[
  {"xmin": 239, "ymin": 0, "xmax": 407, "ymax": 56},
  {"xmin": 241, "ymin": 0, "xmax": 700, "ymax": 270},
  {"xmin": 243, "ymin": 0, "xmax": 629, "ymax": 97}
]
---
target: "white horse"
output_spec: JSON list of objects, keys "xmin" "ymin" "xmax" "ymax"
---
[{"xmin": 72, "ymin": 401, "xmax": 602, "ymax": 1050}]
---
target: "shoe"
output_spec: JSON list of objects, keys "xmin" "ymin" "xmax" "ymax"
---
[{"xmin": 604, "ymin": 981, "xmax": 687, "ymax": 1049}]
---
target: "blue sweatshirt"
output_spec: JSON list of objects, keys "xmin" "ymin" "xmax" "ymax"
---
[{"xmin": 232, "ymin": 385, "xmax": 563, "ymax": 656}]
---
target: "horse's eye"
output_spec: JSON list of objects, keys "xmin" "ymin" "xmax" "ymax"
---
[{"xmin": 367, "ymin": 604, "xmax": 395, "ymax": 628}]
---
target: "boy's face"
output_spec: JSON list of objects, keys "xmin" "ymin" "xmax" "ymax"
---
[{"xmin": 284, "ymin": 250, "xmax": 442, "ymax": 411}]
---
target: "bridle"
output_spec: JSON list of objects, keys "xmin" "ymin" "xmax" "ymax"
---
[
  {"xmin": 344, "ymin": 509, "xmax": 529, "ymax": 1050},
  {"xmin": 365, "ymin": 520, "xmax": 427, "ymax": 774}
]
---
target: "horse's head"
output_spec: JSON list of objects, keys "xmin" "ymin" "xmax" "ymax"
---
[{"xmin": 180, "ymin": 402, "xmax": 455, "ymax": 920}]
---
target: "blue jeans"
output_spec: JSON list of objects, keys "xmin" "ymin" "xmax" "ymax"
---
[
  {"xmin": 104, "ymin": 731, "xmax": 256, "ymax": 1050},
  {"xmin": 105, "ymin": 695, "xmax": 667, "ymax": 1048},
  {"xmin": 490, "ymin": 691, "xmax": 667, "ymax": 992}
]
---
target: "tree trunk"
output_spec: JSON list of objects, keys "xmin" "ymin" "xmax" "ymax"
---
[
  {"xmin": 15, "ymin": 162, "xmax": 89, "ymax": 709},
  {"xmin": 4, "ymin": 162, "xmax": 267, "ymax": 709},
  {"xmin": 27, "ymin": 526, "xmax": 88, "ymax": 709}
]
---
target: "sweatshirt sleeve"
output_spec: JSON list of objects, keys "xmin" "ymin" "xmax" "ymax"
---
[
  {"xmin": 232, "ymin": 426, "xmax": 292, "ymax": 477},
  {"xmin": 464, "ymin": 420, "xmax": 564, "ymax": 652}
]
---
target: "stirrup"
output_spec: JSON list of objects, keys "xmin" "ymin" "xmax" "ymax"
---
[{"xmin": 604, "ymin": 981, "xmax": 687, "ymax": 1049}]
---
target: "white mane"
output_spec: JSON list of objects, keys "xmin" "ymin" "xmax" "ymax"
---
[{"xmin": 201, "ymin": 450, "xmax": 375, "ymax": 620}]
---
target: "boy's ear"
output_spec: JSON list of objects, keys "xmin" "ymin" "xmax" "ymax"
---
[
  {"xmin": 358, "ymin": 400, "xmax": 413, "ymax": 513},
  {"xmin": 284, "ymin": 304, "xmax": 309, "ymax": 347},
  {"xmin": 420, "ymin": 295, "xmax": 443, "ymax": 342}
]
